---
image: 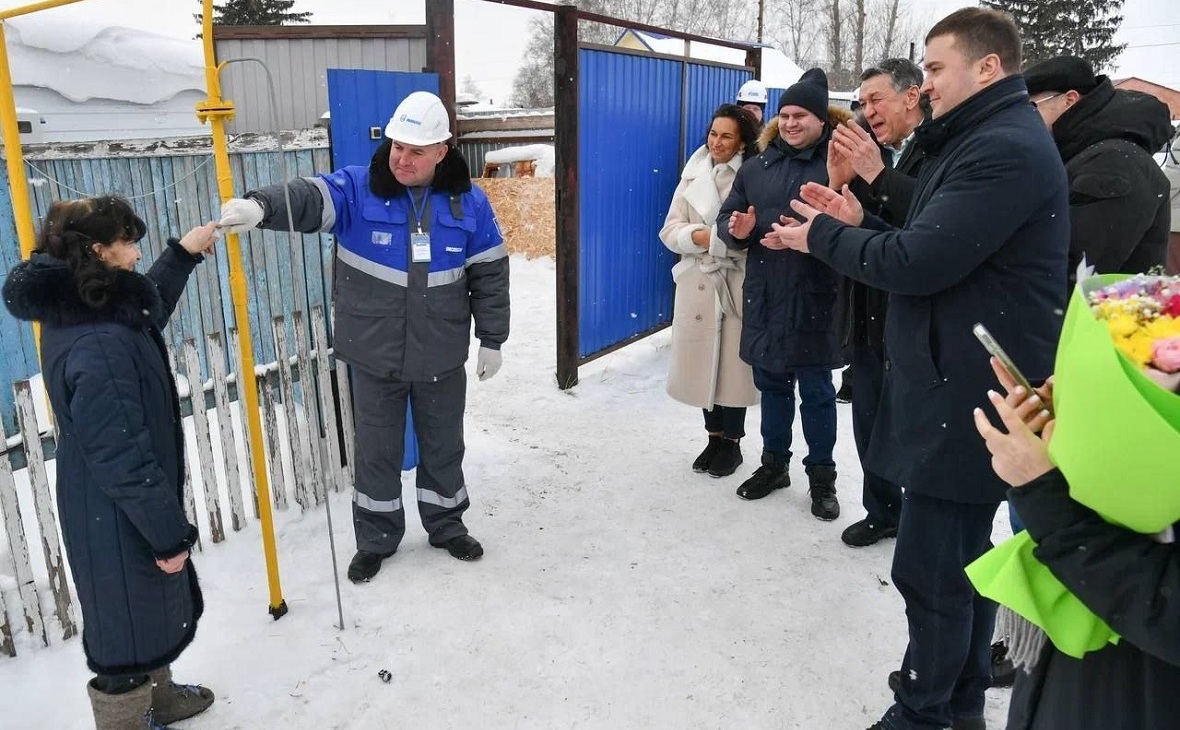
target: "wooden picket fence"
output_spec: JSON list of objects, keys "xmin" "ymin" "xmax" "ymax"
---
[{"xmin": 0, "ymin": 305, "xmax": 356, "ymax": 659}]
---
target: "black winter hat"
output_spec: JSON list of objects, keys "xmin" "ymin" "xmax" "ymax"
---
[
  {"xmin": 1023, "ymin": 56, "xmax": 1099, "ymax": 97},
  {"xmin": 778, "ymin": 68, "xmax": 830, "ymax": 121}
]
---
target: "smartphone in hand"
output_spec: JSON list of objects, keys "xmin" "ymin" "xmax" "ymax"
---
[{"xmin": 973, "ymin": 323, "xmax": 1039, "ymax": 401}]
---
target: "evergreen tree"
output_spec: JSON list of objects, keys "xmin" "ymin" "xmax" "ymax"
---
[
  {"xmin": 195, "ymin": 0, "xmax": 312, "ymax": 28},
  {"xmin": 982, "ymin": 0, "xmax": 1126, "ymax": 71}
]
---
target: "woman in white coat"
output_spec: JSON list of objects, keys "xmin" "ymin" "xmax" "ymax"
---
[{"xmin": 659, "ymin": 104, "xmax": 760, "ymax": 477}]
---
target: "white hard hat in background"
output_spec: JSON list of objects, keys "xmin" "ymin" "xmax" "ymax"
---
[
  {"xmin": 736, "ymin": 79, "xmax": 768, "ymax": 105},
  {"xmin": 384, "ymin": 91, "xmax": 452, "ymax": 146}
]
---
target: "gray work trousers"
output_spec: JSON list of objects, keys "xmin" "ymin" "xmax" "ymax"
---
[{"xmin": 350, "ymin": 366, "xmax": 470, "ymax": 553}]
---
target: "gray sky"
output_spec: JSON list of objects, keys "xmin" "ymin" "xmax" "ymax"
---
[{"xmin": 1, "ymin": 0, "xmax": 1176, "ymax": 100}]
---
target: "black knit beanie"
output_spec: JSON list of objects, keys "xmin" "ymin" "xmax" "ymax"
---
[{"xmin": 778, "ymin": 68, "xmax": 830, "ymax": 121}]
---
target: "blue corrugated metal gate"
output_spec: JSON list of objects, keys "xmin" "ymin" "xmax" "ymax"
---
[
  {"xmin": 578, "ymin": 49, "xmax": 751, "ymax": 360},
  {"xmin": 326, "ymin": 69, "xmax": 439, "ymax": 470}
]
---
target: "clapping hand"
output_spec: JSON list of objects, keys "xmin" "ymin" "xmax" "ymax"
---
[
  {"xmin": 728, "ymin": 205, "xmax": 756, "ymax": 240},
  {"xmin": 832, "ymin": 120, "xmax": 887, "ymax": 184},
  {"xmin": 798, "ymin": 182, "xmax": 864, "ymax": 226},
  {"xmin": 827, "ymin": 137, "xmax": 855, "ymax": 191}
]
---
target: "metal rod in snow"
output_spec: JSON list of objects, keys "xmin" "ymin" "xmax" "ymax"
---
[{"xmin": 322, "ymin": 487, "xmax": 345, "ymax": 631}]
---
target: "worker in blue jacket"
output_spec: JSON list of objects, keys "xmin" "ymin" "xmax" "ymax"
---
[{"xmin": 219, "ymin": 91, "xmax": 510, "ymax": 582}]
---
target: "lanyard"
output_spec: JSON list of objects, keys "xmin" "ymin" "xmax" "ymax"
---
[{"xmin": 407, "ymin": 188, "xmax": 431, "ymax": 233}]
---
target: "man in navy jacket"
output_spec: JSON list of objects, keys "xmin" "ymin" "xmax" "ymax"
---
[{"xmin": 768, "ymin": 9, "xmax": 1069, "ymax": 730}]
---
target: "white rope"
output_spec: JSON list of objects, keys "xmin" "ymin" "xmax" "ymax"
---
[{"xmin": 23, "ymin": 155, "xmax": 217, "ymax": 201}]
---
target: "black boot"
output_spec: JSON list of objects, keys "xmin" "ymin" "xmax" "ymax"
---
[
  {"xmin": 347, "ymin": 549, "xmax": 395, "ymax": 583},
  {"xmin": 432, "ymin": 534, "xmax": 484, "ymax": 561},
  {"xmin": 735, "ymin": 453, "xmax": 789, "ymax": 500},
  {"xmin": 840, "ymin": 518, "xmax": 897, "ymax": 547},
  {"xmin": 806, "ymin": 465, "xmax": 840, "ymax": 521},
  {"xmin": 692, "ymin": 435, "xmax": 725, "ymax": 473},
  {"xmin": 706, "ymin": 439, "xmax": 743, "ymax": 477}
]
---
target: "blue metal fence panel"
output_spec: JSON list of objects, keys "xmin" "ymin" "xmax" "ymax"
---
[
  {"xmin": 325, "ymin": 69, "xmax": 439, "ymax": 169},
  {"xmin": 578, "ymin": 48, "xmax": 682, "ymax": 359},
  {"xmin": 684, "ymin": 64, "xmax": 753, "ymax": 163},
  {"xmin": 767, "ymin": 87, "xmax": 787, "ymax": 117}
]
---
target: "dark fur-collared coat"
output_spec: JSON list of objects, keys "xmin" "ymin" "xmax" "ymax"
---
[{"xmin": 3, "ymin": 241, "xmax": 203, "ymax": 676}]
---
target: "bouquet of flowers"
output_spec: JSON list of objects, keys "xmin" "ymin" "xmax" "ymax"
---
[{"xmin": 967, "ymin": 271, "xmax": 1180, "ymax": 658}]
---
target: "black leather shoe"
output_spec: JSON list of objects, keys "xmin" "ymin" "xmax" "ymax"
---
[
  {"xmin": 841, "ymin": 518, "xmax": 898, "ymax": 547},
  {"xmin": 735, "ymin": 461, "xmax": 789, "ymax": 500},
  {"xmin": 706, "ymin": 439, "xmax": 743, "ymax": 477},
  {"xmin": 433, "ymin": 534, "xmax": 484, "ymax": 561},
  {"xmin": 692, "ymin": 436, "xmax": 724, "ymax": 473},
  {"xmin": 347, "ymin": 549, "xmax": 395, "ymax": 583}
]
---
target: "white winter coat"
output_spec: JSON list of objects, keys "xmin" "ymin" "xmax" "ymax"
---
[{"xmin": 658, "ymin": 144, "xmax": 758, "ymax": 409}]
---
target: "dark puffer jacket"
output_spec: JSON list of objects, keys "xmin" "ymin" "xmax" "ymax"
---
[
  {"xmin": 3, "ymin": 243, "xmax": 203, "ymax": 675},
  {"xmin": 1051, "ymin": 77, "xmax": 1173, "ymax": 288},
  {"xmin": 1006, "ymin": 470, "xmax": 1180, "ymax": 730},
  {"xmin": 716, "ymin": 106, "xmax": 853, "ymax": 371}
]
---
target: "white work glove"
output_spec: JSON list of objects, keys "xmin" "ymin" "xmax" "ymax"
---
[
  {"xmin": 218, "ymin": 198, "xmax": 265, "ymax": 234},
  {"xmin": 476, "ymin": 347, "xmax": 502, "ymax": 382}
]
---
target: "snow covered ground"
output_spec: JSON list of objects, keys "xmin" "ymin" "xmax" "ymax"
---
[{"xmin": 0, "ymin": 255, "xmax": 1014, "ymax": 729}]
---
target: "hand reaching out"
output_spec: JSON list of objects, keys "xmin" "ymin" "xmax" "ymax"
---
[{"xmin": 178, "ymin": 222, "xmax": 220, "ymax": 257}]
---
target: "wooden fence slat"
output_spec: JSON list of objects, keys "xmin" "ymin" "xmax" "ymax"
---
[
  {"xmin": 272, "ymin": 316, "xmax": 311, "ymax": 511},
  {"xmin": 292, "ymin": 311, "xmax": 325, "ymax": 505},
  {"xmin": 0, "ymin": 574, "xmax": 15, "ymax": 657},
  {"xmin": 336, "ymin": 362, "xmax": 356, "ymax": 489},
  {"xmin": 206, "ymin": 332, "xmax": 246, "ymax": 532},
  {"xmin": 0, "ymin": 417, "xmax": 47, "ymax": 649},
  {"xmin": 169, "ymin": 351, "xmax": 200, "ymax": 553},
  {"xmin": 12, "ymin": 382, "xmax": 76, "ymax": 641},
  {"xmin": 258, "ymin": 371, "xmax": 288, "ymax": 511},
  {"xmin": 229, "ymin": 329, "xmax": 259, "ymax": 519},
  {"xmin": 310, "ymin": 307, "xmax": 344, "ymax": 494},
  {"xmin": 182, "ymin": 340, "xmax": 225, "ymax": 543}
]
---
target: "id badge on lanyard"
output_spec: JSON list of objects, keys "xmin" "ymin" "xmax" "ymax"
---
[
  {"xmin": 411, "ymin": 231, "xmax": 431, "ymax": 263},
  {"xmin": 408, "ymin": 190, "xmax": 432, "ymax": 263}
]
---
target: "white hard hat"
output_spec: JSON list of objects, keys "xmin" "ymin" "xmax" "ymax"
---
[
  {"xmin": 384, "ymin": 91, "xmax": 452, "ymax": 145},
  {"xmin": 736, "ymin": 79, "xmax": 768, "ymax": 105}
]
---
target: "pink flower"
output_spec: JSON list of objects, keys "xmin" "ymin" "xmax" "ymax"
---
[
  {"xmin": 1164, "ymin": 295, "xmax": 1180, "ymax": 318},
  {"xmin": 1151, "ymin": 336, "xmax": 1180, "ymax": 374}
]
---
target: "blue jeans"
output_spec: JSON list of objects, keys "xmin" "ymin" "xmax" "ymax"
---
[
  {"xmin": 882, "ymin": 492, "xmax": 999, "ymax": 730},
  {"xmin": 751, "ymin": 366, "xmax": 836, "ymax": 467},
  {"xmin": 851, "ymin": 342, "xmax": 902, "ymax": 527}
]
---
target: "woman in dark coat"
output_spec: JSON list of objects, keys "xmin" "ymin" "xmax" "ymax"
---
[
  {"xmin": 3, "ymin": 197, "xmax": 218, "ymax": 729},
  {"xmin": 974, "ymin": 377, "xmax": 1180, "ymax": 730}
]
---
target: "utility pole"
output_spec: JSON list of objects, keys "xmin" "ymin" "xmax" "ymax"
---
[{"xmin": 758, "ymin": 0, "xmax": 765, "ymax": 43}]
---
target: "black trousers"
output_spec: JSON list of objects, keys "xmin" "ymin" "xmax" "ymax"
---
[
  {"xmin": 851, "ymin": 342, "xmax": 902, "ymax": 526},
  {"xmin": 702, "ymin": 405, "xmax": 746, "ymax": 439},
  {"xmin": 350, "ymin": 367, "xmax": 471, "ymax": 553},
  {"xmin": 880, "ymin": 492, "xmax": 999, "ymax": 729}
]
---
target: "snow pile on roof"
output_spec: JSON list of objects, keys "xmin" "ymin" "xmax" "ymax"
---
[
  {"xmin": 618, "ymin": 29, "xmax": 805, "ymax": 88},
  {"xmin": 7, "ymin": 15, "xmax": 204, "ymax": 105},
  {"xmin": 484, "ymin": 144, "xmax": 556, "ymax": 177}
]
